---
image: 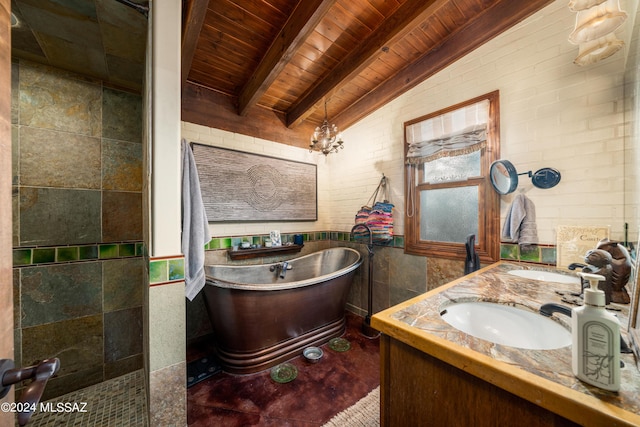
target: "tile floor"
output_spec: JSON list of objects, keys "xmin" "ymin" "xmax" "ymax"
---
[
  {"xmin": 187, "ymin": 312, "xmax": 380, "ymax": 426},
  {"xmin": 26, "ymin": 369, "xmax": 148, "ymax": 427}
]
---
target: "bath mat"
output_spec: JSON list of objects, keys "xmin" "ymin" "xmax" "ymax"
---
[
  {"xmin": 187, "ymin": 356, "xmax": 221, "ymax": 388},
  {"xmin": 323, "ymin": 386, "xmax": 380, "ymax": 426}
]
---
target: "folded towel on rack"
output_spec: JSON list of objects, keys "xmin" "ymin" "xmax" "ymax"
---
[
  {"xmin": 182, "ymin": 139, "xmax": 212, "ymax": 301},
  {"xmin": 502, "ymin": 193, "xmax": 538, "ymax": 245}
]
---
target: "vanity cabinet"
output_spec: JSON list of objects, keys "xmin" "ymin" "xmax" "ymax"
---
[
  {"xmin": 380, "ymin": 335, "xmax": 577, "ymax": 426},
  {"xmin": 371, "ymin": 262, "xmax": 640, "ymax": 427}
]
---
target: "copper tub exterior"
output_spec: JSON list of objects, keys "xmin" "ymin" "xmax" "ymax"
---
[{"xmin": 203, "ymin": 247, "xmax": 362, "ymax": 374}]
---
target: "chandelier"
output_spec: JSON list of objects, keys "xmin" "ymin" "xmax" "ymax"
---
[{"xmin": 309, "ymin": 100, "xmax": 344, "ymax": 155}]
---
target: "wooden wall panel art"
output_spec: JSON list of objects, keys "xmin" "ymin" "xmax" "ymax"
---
[{"xmin": 191, "ymin": 143, "xmax": 317, "ymax": 222}]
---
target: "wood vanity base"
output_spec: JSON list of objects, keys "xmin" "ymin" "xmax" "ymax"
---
[{"xmin": 380, "ymin": 335, "xmax": 578, "ymax": 427}]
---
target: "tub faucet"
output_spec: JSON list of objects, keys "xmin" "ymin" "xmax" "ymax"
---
[{"xmin": 270, "ymin": 262, "xmax": 291, "ymax": 279}]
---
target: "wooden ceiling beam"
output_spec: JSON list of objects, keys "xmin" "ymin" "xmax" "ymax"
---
[
  {"xmin": 285, "ymin": 0, "xmax": 447, "ymax": 129},
  {"xmin": 237, "ymin": 0, "xmax": 337, "ymax": 117},
  {"xmin": 183, "ymin": 81, "xmax": 317, "ymax": 148},
  {"xmin": 333, "ymin": 0, "xmax": 554, "ymax": 130},
  {"xmin": 181, "ymin": 0, "xmax": 210, "ymax": 91}
]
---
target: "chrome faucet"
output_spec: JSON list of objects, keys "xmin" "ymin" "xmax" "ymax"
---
[{"xmin": 270, "ymin": 261, "xmax": 291, "ymax": 279}]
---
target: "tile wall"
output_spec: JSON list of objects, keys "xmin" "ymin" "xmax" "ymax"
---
[{"xmin": 11, "ymin": 60, "xmax": 145, "ymax": 400}]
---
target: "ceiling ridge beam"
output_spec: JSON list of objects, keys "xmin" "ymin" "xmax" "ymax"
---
[
  {"xmin": 285, "ymin": 0, "xmax": 447, "ymax": 129},
  {"xmin": 237, "ymin": 0, "xmax": 337, "ymax": 117},
  {"xmin": 182, "ymin": 0, "xmax": 210, "ymax": 91},
  {"xmin": 332, "ymin": 0, "xmax": 554, "ymax": 130}
]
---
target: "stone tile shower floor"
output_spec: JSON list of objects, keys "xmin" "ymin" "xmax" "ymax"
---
[
  {"xmin": 187, "ymin": 312, "xmax": 380, "ymax": 426},
  {"xmin": 25, "ymin": 369, "xmax": 147, "ymax": 427}
]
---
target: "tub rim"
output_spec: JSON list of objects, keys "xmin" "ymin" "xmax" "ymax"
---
[{"xmin": 205, "ymin": 247, "xmax": 363, "ymax": 291}]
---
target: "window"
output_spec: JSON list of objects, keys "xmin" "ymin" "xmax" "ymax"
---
[{"xmin": 404, "ymin": 91, "xmax": 500, "ymax": 262}]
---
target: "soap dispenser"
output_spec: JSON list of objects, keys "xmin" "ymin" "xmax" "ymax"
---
[{"xmin": 571, "ymin": 272, "xmax": 620, "ymax": 391}]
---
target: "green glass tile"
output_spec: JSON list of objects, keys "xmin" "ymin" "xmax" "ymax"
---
[
  {"xmin": 541, "ymin": 246, "xmax": 557, "ymax": 264},
  {"xmin": 56, "ymin": 246, "xmax": 79, "ymax": 262},
  {"xmin": 519, "ymin": 244, "xmax": 540, "ymax": 262},
  {"xmin": 33, "ymin": 248, "xmax": 55, "ymax": 264},
  {"xmin": 252, "ymin": 236, "xmax": 261, "ymax": 245},
  {"xmin": 331, "ymin": 232, "xmax": 338, "ymax": 241},
  {"xmin": 168, "ymin": 258, "xmax": 185, "ymax": 281},
  {"xmin": 119, "ymin": 243, "xmax": 136, "ymax": 257},
  {"xmin": 99, "ymin": 244, "xmax": 119, "ymax": 259},
  {"xmin": 207, "ymin": 238, "xmax": 219, "ymax": 249},
  {"xmin": 394, "ymin": 235, "xmax": 405, "ymax": 248},
  {"xmin": 135, "ymin": 242, "xmax": 145, "ymax": 256},
  {"xmin": 219, "ymin": 238, "xmax": 232, "ymax": 249},
  {"xmin": 500, "ymin": 244, "xmax": 519, "ymax": 260},
  {"xmin": 13, "ymin": 249, "xmax": 32, "ymax": 266},
  {"xmin": 149, "ymin": 260, "xmax": 167, "ymax": 283},
  {"xmin": 79, "ymin": 245, "xmax": 99, "ymax": 260}
]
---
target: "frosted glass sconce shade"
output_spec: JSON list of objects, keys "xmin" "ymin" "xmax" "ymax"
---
[
  {"xmin": 574, "ymin": 33, "xmax": 624, "ymax": 66},
  {"xmin": 568, "ymin": 0, "xmax": 627, "ymax": 44},
  {"xmin": 568, "ymin": 0, "xmax": 606, "ymax": 12}
]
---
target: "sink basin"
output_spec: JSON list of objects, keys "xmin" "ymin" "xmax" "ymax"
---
[
  {"xmin": 440, "ymin": 301, "xmax": 571, "ymax": 350},
  {"xmin": 508, "ymin": 269, "xmax": 580, "ymax": 284}
]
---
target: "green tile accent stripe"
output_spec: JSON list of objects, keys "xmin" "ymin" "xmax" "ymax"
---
[
  {"xmin": 203, "ymin": 231, "xmax": 406, "ymax": 251},
  {"xmin": 199, "ymin": 232, "xmax": 559, "ymax": 265},
  {"xmin": 499, "ymin": 243, "xmax": 557, "ymax": 266},
  {"xmin": 12, "ymin": 242, "xmax": 145, "ymax": 267},
  {"xmin": 149, "ymin": 256, "xmax": 185, "ymax": 286}
]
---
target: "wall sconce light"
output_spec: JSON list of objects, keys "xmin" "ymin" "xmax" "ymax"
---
[
  {"xmin": 568, "ymin": 0, "xmax": 627, "ymax": 66},
  {"xmin": 568, "ymin": 0, "xmax": 627, "ymax": 44},
  {"xmin": 568, "ymin": 0, "xmax": 606, "ymax": 12},
  {"xmin": 574, "ymin": 32, "xmax": 624, "ymax": 65}
]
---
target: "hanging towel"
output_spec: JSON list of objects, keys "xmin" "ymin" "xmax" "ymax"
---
[
  {"xmin": 502, "ymin": 193, "xmax": 538, "ymax": 245},
  {"xmin": 182, "ymin": 139, "xmax": 212, "ymax": 301}
]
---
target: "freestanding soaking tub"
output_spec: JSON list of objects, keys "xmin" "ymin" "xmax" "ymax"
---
[{"xmin": 203, "ymin": 247, "xmax": 362, "ymax": 374}]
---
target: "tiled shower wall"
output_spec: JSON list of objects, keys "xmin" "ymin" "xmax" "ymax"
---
[{"xmin": 11, "ymin": 60, "xmax": 144, "ymax": 400}]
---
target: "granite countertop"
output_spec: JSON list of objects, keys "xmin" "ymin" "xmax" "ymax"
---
[{"xmin": 371, "ymin": 261, "xmax": 640, "ymax": 426}]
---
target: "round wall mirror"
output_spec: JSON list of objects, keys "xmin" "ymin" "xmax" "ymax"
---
[
  {"xmin": 490, "ymin": 160, "xmax": 561, "ymax": 194},
  {"xmin": 489, "ymin": 160, "xmax": 518, "ymax": 195}
]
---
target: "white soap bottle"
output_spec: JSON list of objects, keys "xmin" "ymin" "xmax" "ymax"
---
[{"xmin": 571, "ymin": 272, "xmax": 620, "ymax": 391}]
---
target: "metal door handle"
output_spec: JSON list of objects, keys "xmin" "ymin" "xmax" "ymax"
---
[{"xmin": 0, "ymin": 358, "xmax": 61, "ymax": 426}]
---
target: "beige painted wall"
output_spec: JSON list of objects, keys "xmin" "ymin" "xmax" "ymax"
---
[
  {"xmin": 148, "ymin": 1, "xmax": 186, "ymax": 425},
  {"xmin": 333, "ymin": 0, "xmax": 631, "ymax": 245}
]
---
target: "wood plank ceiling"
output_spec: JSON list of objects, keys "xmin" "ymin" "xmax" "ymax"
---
[{"xmin": 182, "ymin": 0, "xmax": 554, "ymax": 149}]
